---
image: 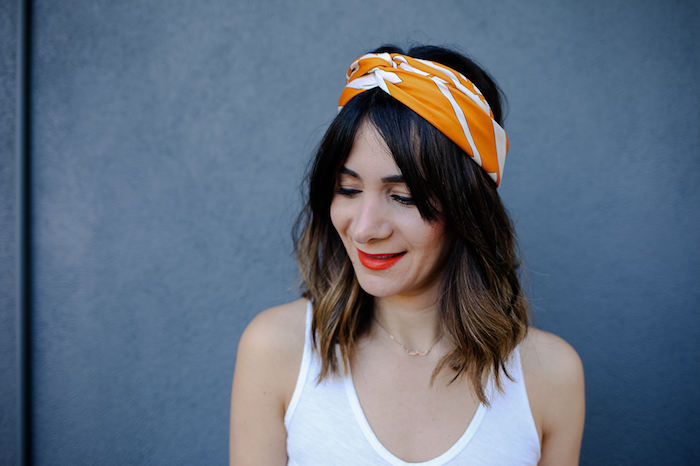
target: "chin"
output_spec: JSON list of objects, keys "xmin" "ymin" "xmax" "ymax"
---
[
  {"xmin": 353, "ymin": 267, "xmax": 443, "ymax": 302},
  {"xmin": 354, "ymin": 274, "xmax": 402, "ymax": 298}
]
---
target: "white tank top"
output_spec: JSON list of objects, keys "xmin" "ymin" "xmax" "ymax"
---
[{"xmin": 285, "ymin": 302, "xmax": 541, "ymax": 465}]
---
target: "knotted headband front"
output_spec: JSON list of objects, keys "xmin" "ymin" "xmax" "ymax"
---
[{"xmin": 338, "ymin": 53, "xmax": 508, "ymax": 186}]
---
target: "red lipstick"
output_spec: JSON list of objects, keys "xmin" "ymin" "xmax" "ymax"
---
[{"xmin": 357, "ymin": 249, "xmax": 406, "ymax": 270}]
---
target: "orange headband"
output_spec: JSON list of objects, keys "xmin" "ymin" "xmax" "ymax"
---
[{"xmin": 339, "ymin": 53, "xmax": 508, "ymax": 186}]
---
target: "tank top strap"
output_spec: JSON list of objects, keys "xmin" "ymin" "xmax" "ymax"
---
[{"xmin": 283, "ymin": 300, "xmax": 313, "ymax": 428}]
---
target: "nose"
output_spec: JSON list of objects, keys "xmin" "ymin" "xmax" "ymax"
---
[{"xmin": 350, "ymin": 195, "xmax": 392, "ymax": 244}]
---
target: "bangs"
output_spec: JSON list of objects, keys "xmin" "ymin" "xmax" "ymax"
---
[{"xmin": 345, "ymin": 89, "xmax": 448, "ymax": 223}]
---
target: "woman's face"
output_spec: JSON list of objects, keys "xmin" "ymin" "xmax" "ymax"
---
[{"xmin": 330, "ymin": 121, "xmax": 449, "ymax": 303}]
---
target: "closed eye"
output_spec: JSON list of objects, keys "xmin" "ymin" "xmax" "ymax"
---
[
  {"xmin": 337, "ymin": 187, "xmax": 361, "ymax": 197},
  {"xmin": 391, "ymin": 194, "xmax": 415, "ymax": 206}
]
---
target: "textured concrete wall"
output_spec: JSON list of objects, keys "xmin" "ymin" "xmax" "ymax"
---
[
  {"xmin": 7, "ymin": 0, "xmax": 700, "ymax": 464},
  {"xmin": 0, "ymin": 1, "xmax": 19, "ymax": 465}
]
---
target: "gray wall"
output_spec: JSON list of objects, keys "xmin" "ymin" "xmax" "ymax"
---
[
  {"xmin": 1, "ymin": 0, "xmax": 698, "ymax": 464},
  {"xmin": 1, "ymin": 0, "xmax": 20, "ymax": 465}
]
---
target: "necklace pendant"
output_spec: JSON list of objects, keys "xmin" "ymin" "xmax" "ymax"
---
[{"xmin": 373, "ymin": 317, "xmax": 440, "ymax": 357}]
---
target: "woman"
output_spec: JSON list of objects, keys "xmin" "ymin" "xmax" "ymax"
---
[{"xmin": 230, "ymin": 45, "xmax": 585, "ymax": 465}]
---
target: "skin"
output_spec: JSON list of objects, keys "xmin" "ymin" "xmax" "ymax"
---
[
  {"xmin": 330, "ymin": 122, "xmax": 450, "ymax": 308},
  {"xmin": 229, "ymin": 121, "xmax": 585, "ymax": 465}
]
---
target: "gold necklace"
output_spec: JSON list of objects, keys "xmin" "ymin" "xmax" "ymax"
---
[{"xmin": 373, "ymin": 318, "xmax": 441, "ymax": 356}]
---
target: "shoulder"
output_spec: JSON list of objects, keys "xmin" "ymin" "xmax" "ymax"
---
[
  {"xmin": 239, "ymin": 298, "xmax": 308, "ymax": 355},
  {"xmin": 236, "ymin": 298, "xmax": 308, "ymax": 379},
  {"xmin": 520, "ymin": 327, "xmax": 584, "ymax": 387},
  {"xmin": 234, "ymin": 299, "xmax": 309, "ymax": 408},
  {"xmin": 520, "ymin": 327, "xmax": 585, "ymax": 466},
  {"xmin": 229, "ymin": 299, "xmax": 308, "ymax": 465}
]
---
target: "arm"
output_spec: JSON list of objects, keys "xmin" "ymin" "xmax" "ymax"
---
[
  {"xmin": 229, "ymin": 300, "xmax": 307, "ymax": 466},
  {"xmin": 521, "ymin": 329, "xmax": 586, "ymax": 466}
]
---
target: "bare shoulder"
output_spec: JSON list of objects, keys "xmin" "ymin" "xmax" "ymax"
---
[
  {"xmin": 236, "ymin": 298, "xmax": 308, "ymax": 400},
  {"xmin": 520, "ymin": 327, "xmax": 585, "ymax": 466},
  {"xmin": 239, "ymin": 298, "xmax": 308, "ymax": 359},
  {"xmin": 230, "ymin": 299, "xmax": 308, "ymax": 466},
  {"xmin": 520, "ymin": 327, "xmax": 584, "ymax": 383}
]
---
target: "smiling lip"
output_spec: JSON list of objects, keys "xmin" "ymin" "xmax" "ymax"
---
[{"xmin": 357, "ymin": 249, "xmax": 406, "ymax": 270}]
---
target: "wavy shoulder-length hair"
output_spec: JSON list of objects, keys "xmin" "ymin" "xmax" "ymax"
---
[{"xmin": 293, "ymin": 45, "xmax": 529, "ymax": 404}]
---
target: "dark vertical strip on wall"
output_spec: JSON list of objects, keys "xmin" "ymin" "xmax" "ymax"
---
[{"xmin": 16, "ymin": 0, "xmax": 31, "ymax": 464}]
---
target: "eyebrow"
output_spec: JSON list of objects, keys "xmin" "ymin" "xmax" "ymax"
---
[
  {"xmin": 339, "ymin": 166, "xmax": 359, "ymax": 178},
  {"xmin": 381, "ymin": 174, "xmax": 405, "ymax": 184},
  {"xmin": 339, "ymin": 166, "xmax": 405, "ymax": 184}
]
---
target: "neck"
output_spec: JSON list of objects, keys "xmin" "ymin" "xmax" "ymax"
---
[{"xmin": 373, "ymin": 297, "xmax": 442, "ymax": 352}]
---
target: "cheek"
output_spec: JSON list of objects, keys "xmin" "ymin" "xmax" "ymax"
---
[
  {"xmin": 414, "ymin": 219, "xmax": 448, "ymax": 255},
  {"xmin": 329, "ymin": 197, "xmax": 346, "ymax": 236}
]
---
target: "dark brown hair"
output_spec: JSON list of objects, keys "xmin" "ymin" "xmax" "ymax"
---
[{"xmin": 293, "ymin": 45, "xmax": 528, "ymax": 404}]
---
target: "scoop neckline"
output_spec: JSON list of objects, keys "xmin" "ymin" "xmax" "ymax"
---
[{"xmin": 343, "ymin": 367, "xmax": 487, "ymax": 466}]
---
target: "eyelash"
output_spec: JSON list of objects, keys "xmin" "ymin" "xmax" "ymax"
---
[
  {"xmin": 336, "ymin": 188, "xmax": 415, "ymax": 206},
  {"xmin": 392, "ymin": 194, "xmax": 415, "ymax": 206},
  {"xmin": 336, "ymin": 187, "xmax": 360, "ymax": 197}
]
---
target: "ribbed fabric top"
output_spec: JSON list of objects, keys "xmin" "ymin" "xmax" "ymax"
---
[{"xmin": 285, "ymin": 302, "xmax": 540, "ymax": 465}]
